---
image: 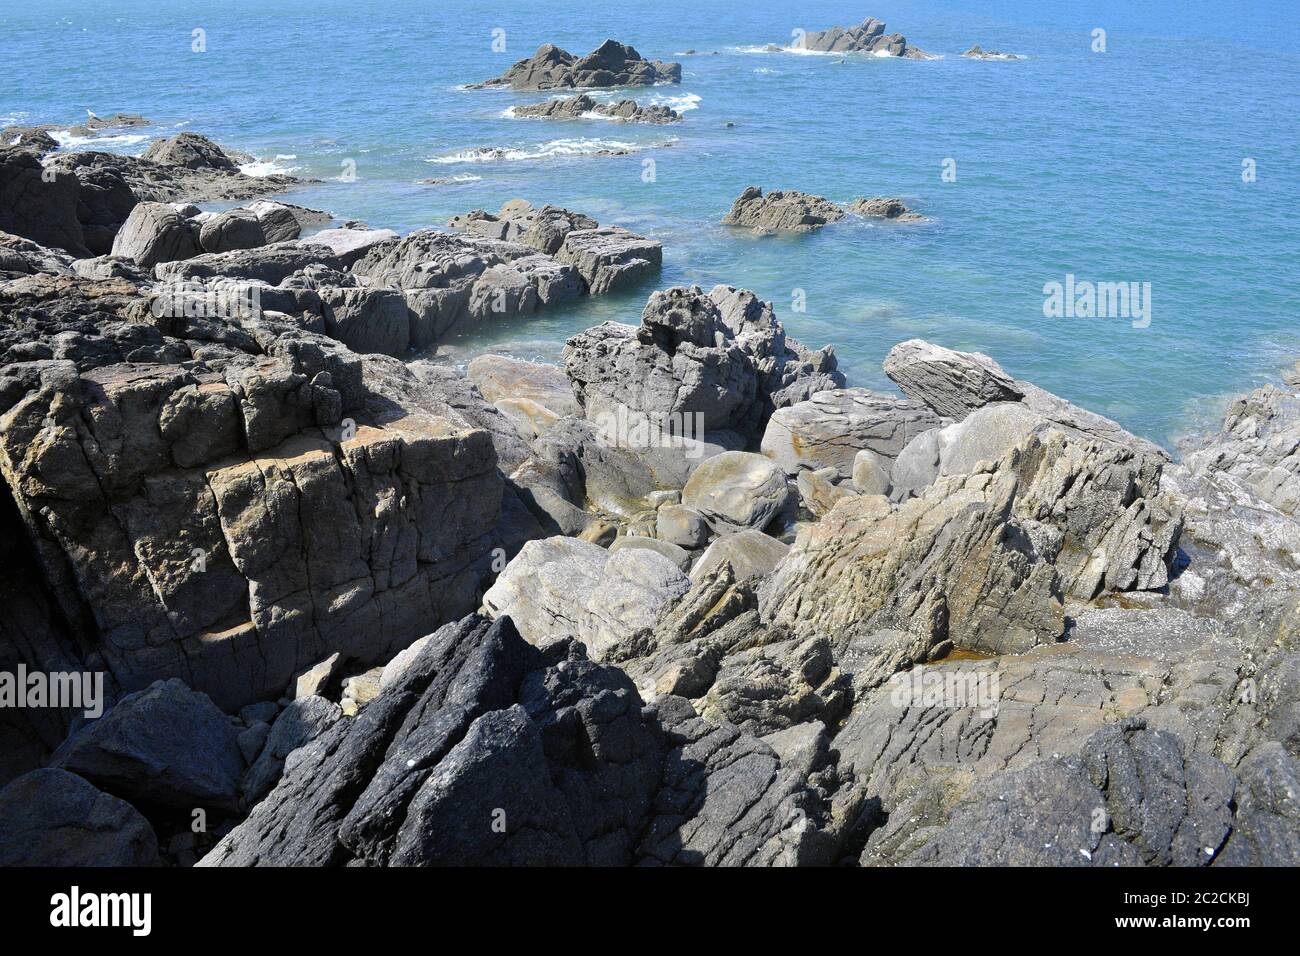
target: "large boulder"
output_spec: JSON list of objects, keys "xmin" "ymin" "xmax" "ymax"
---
[
  {"xmin": 555, "ymin": 226, "xmax": 662, "ymax": 294},
  {"xmin": 482, "ymin": 536, "xmax": 690, "ymax": 660},
  {"xmin": 0, "ymin": 147, "xmax": 90, "ymax": 255},
  {"xmin": 683, "ymin": 451, "xmax": 791, "ymax": 533},
  {"xmin": 760, "ymin": 387, "xmax": 944, "ymax": 478},
  {"xmin": 141, "ymin": 131, "xmax": 239, "ymax": 171},
  {"xmin": 110, "ymin": 201, "xmax": 200, "ymax": 268},
  {"xmin": 691, "ymin": 529, "xmax": 790, "ymax": 582},
  {"xmin": 198, "ymin": 208, "xmax": 267, "ymax": 254},
  {"xmin": 0, "ymin": 768, "xmax": 160, "ymax": 866},
  {"xmin": 473, "ymin": 40, "xmax": 681, "ymax": 90},
  {"xmin": 50, "ymin": 678, "xmax": 244, "ymax": 812}
]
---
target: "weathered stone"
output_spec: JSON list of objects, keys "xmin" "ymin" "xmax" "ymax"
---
[
  {"xmin": 683, "ymin": 451, "xmax": 791, "ymax": 533},
  {"xmin": 0, "ymin": 768, "xmax": 160, "ymax": 866}
]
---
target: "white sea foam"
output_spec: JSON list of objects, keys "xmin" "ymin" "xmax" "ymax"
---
[
  {"xmin": 649, "ymin": 91, "xmax": 701, "ymax": 112},
  {"xmin": 428, "ymin": 137, "xmax": 650, "ymax": 164},
  {"xmin": 238, "ymin": 155, "xmax": 299, "ymax": 177},
  {"xmin": 422, "ymin": 173, "xmax": 483, "ymax": 185},
  {"xmin": 49, "ymin": 130, "xmax": 151, "ymax": 149}
]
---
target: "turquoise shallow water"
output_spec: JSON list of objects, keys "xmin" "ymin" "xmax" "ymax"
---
[{"xmin": 3, "ymin": 0, "xmax": 1298, "ymax": 448}]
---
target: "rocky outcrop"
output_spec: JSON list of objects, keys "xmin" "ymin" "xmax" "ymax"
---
[
  {"xmin": 722, "ymin": 187, "xmax": 845, "ymax": 234},
  {"xmin": 761, "ymin": 425, "xmax": 1182, "ymax": 662},
  {"xmin": 724, "ymin": 188, "xmax": 925, "ymax": 233},
  {"xmin": 799, "ymin": 18, "xmax": 933, "ymax": 59},
  {"xmin": 472, "ymin": 40, "xmax": 681, "ymax": 90},
  {"xmin": 563, "ymin": 284, "xmax": 844, "ymax": 441},
  {"xmin": 110, "ymin": 201, "xmax": 200, "ymax": 267},
  {"xmin": 884, "ymin": 338, "xmax": 1167, "ymax": 460},
  {"xmin": 0, "ymin": 273, "xmax": 510, "ymax": 714},
  {"xmin": 511, "ymin": 93, "xmax": 680, "ymax": 124},
  {"xmin": 50, "ymin": 678, "xmax": 244, "ymax": 812},
  {"xmin": 0, "ymin": 147, "xmax": 90, "ymax": 256},
  {"xmin": 200, "ymin": 614, "xmax": 853, "ymax": 866}
]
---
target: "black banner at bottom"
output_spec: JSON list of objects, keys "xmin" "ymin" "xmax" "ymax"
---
[{"xmin": 0, "ymin": 865, "xmax": 1277, "ymax": 941}]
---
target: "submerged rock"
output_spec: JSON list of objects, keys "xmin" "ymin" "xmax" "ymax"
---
[{"xmin": 511, "ymin": 93, "xmax": 680, "ymax": 124}]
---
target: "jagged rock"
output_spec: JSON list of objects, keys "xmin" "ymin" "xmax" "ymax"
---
[
  {"xmin": 451, "ymin": 200, "xmax": 598, "ymax": 255},
  {"xmin": 242, "ymin": 695, "xmax": 342, "ymax": 804},
  {"xmin": 682, "ymin": 451, "xmax": 791, "ymax": 533},
  {"xmin": 637, "ymin": 694, "xmax": 854, "ymax": 866},
  {"xmin": 110, "ymin": 201, "xmax": 200, "ymax": 267},
  {"xmin": 691, "ymin": 529, "xmax": 790, "ymax": 582},
  {"xmin": 0, "ymin": 768, "xmax": 161, "ymax": 866},
  {"xmin": 700, "ymin": 634, "xmax": 850, "ymax": 735},
  {"xmin": 722, "ymin": 187, "xmax": 845, "ymax": 234},
  {"xmin": 564, "ymin": 285, "xmax": 843, "ymax": 440},
  {"xmin": 884, "ymin": 339, "xmax": 1166, "ymax": 460},
  {"xmin": 0, "ymin": 147, "xmax": 89, "ymax": 256},
  {"xmin": 883, "ymin": 339, "xmax": 1024, "ymax": 418},
  {"xmin": 0, "ymin": 314, "xmax": 506, "ymax": 712},
  {"xmin": 760, "ymin": 387, "xmax": 944, "ymax": 477},
  {"xmin": 291, "ymin": 653, "xmax": 344, "ymax": 699},
  {"xmin": 50, "ymin": 678, "xmax": 244, "ymax": 812},
  {"xmin": 555, "ymin": 226, "xmax": 662, "ymax": 294},
  {"xmin": 198, "ymin": 208, "xmax": 267, "ymax": 254},
  {"xmin": 848, "ymin": 196, "xmax": 925, "ymax": 221},
  {"xmin": 482, "ymin": 536, "xmax": 689, "ymax": 659},
  {"xmin": 764, "ymin": 425, "xmax": 1182, "ymax": 667},
  {"xmin": 1183, "ymin": 382, "xmax": 1300, "ymax": 517},
  {"xmin": 473, "ymin": 40, "xmax": 681, "ymax": 90},
  {"xmin": 201, "ymin": 617, "xmax": 678, "ymax": 865},
  {"xmin": 512, "ymin": 93, "xmax": 680, "ymax": 124},
  {"xmin": 863, "ymin": 719, "xmax": 1294, "ymax": 866},
  {"xmin": 799, "ymin": 17, "xmax": 932, "ymax": 59},
  {"xmin": 761, "ymin": 449, "xmax": 1064, "ymax": 659}
]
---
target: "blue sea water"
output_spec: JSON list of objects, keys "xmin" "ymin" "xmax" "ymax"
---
[{"xmin": 2, "ymin": 0, "xmax": 1298, "ymax": 449}]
